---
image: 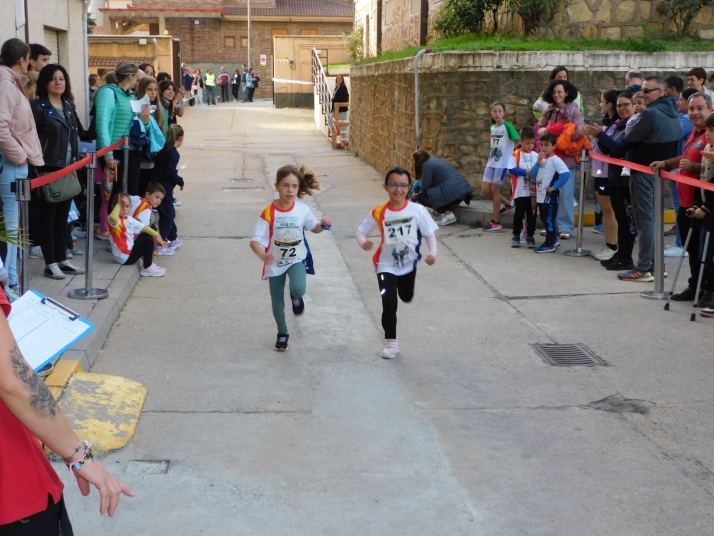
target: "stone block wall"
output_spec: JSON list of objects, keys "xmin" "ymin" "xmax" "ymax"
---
[
  {"xmin": 349, "ymin": 51, "xmax": 714, "ymax": 190},
  {"xmin": 503, "ymin": 0, "xmax": 714, "ymax": 40}
]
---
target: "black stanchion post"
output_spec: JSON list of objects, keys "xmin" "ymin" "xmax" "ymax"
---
[
  {"xmin": 68, "ymin": 151, "xmax": 108, "ymax": 301},
  {"xmin": 641, "ymin": 169, "xmax": 668, "ymax": 300},
  {"xmin": 14, "ymin": 177, "xmax": 32, "ymax": 295},
  {"xmin": 565, "ymin": 148, "xmax": 592, "ymax": 257},
  {"xmin": 122, "ymin": 135, "xmax": 130, "ymax": 193}
]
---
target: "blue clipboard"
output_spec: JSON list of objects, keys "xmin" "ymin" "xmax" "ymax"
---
[{"xmin": 7, "ymin": 290, "xmax": 94, "ymax": 372}]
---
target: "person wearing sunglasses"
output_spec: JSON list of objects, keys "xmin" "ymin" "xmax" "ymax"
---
[{"xmin": 618, "ymin": 76, "xmax": 681, "ymax": 283}]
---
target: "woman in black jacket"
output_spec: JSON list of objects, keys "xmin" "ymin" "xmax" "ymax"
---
[
  {"xmin": 331, "ymin": 75, "xmax": 349, "ymax": 150},
  {"xmin": 30, "ymin": 64, "xmax": 85, "ymax": 279},
  {"xmin": 412, "ymin": 150, "xmax": 474, "ymax": 226}
]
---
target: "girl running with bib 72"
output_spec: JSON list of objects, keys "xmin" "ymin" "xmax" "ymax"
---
[
  {"xmin": 357, "ymin": 166, "xmax": 438, "ymax": 359},
  {"xmin": 250, "ymin": 165, "xmax": 331, "ymax": 351}
]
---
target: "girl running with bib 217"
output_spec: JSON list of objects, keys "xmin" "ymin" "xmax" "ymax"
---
[
  {"xmin": 357, "ymin": 166, "xmax": 438, "ymax": 359},
  {"xmin": 250, "ymin": 165, "xmax": 331, "ymax": 351}
]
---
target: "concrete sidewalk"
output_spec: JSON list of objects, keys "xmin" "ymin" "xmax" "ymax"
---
[{"xmin": 56, "ymin": 100, "xmax": 713, "ymax": 535}]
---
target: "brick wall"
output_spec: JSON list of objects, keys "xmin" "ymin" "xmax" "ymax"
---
[
  {"xmin": 166, "ymin": 19, "xmax": 352, "ymax": 99},
  {"xmin": 349, "ymin": 51, "xmax": 714, "ymax": 189}
]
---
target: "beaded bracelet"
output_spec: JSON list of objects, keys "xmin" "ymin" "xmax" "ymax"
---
[{"xmin": 64, "ymin": 439, "xmax": 94, "ymax": 474}]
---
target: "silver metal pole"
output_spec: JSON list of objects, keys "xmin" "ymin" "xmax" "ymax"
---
[
  {"xmin": 564, "ymin": 148, "xmax": 591, "ymax": 257},
  {"xmin": 641, "ymin": 169, "xmax": 667, "ymax": 300},
  {"xmin": 14, "ymin": 177, "xmax": 32, "ymax": 295},
  {"xmin": 690, "ymin": 228, "xmax": 710, "ymax": 321},
  {"xmin": 413, "ymin": 48, "xmax": 432, "ymax": 150},
  {"xmin": 68, "ymin": 152, "xmax": 108, "ymax": 300},
  {"xmin": 664, "ymin": 224, "xmax": 693, "ymax": 311},
  {"xmin": 122, "ymin": 136, "xmax": 129, "ymax": 193},
  {"xmin": 247, "ymin": 0, "xmax": 251, "ymax": 71}
]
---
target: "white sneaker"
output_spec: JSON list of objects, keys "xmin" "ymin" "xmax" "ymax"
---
[
  {"xmin": 380, "ymin": 338, "xmax": 400, "ymax": 359},
  {"xmin": 590, "ymin": 246, "xmax": 611, "ymax": 259},
  {"xmin": 29, "ymin": 246, "xmax": 43, "ymax": 259},
  {"xmin": 59, "ymin": 261, "xmax": 85, "ymax": 275},
  {"xmin": 71, "ymin": 227, "xmax": 87, "ymax": 239},
  {"xmin": 664, "ymin": 245, "xmax": 688, "ymax": 257},
  {"xmin": 173, "ymin": 199, "xmax": 182, "ymax": 207},
  {"xmin": 438, "ymin": 213, "xmax": 457, "ymax": 226},
  {"xmin": 593, "ymin": 247, "xmax": 617, "ymax": 261},
  {"xmin": 140, "ymin": 263, "xmax": 166, "ymax": 277},
  {"xmin": 158, "ymin": 246, "xmax": 176, "ymax": 256},
  {"xmin": 44, "ymin": 263, "xmax": 66, "ymax": 280}
]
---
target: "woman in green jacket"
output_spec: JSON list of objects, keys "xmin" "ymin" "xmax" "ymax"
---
[{"xmin": 95, "ymin": 61, "xmax": 140, "ymax": 195}]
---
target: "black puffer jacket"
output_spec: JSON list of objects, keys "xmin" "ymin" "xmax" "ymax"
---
[{"xmin": 30, "ymin": 98, "xmax": 79, "ymax": 169}]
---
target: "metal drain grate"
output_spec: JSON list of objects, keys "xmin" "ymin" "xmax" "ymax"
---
[{"xmin": 531, "ymin": 343, "xmax": 606, "ymax": 367}]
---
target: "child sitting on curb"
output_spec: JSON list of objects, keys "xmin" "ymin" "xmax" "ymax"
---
[
  {"xmin": 130, "ymin": 182, "xmax": 174, "ymax": 256},
  {"xmin": 108, "ymin": 193, "xmax": 169, "ymax": 277}
]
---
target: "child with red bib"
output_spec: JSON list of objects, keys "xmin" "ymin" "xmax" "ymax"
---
[
  {"xmin": 357, "ymin": 166, "xmax": 438, "ymax": 359},
  {"xmin": 250, "ymin": 164, "xmax": 331, "ymax": 351},
  {"xmin": 108, "ymin": 193, "xmax": 169, "ymax": 277}
]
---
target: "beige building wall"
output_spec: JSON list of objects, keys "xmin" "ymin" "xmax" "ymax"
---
[
  {"xmin": 0, "ymin": 0, "xmax": 89, "ymax": 122},
  {"xmin": 88, "ymin": 35, "xmax": 174, "ymax": 76}
]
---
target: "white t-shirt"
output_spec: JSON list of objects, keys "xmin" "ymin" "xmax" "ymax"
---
[
  {"xmin": 358, "ymin": 201, "xmax": 438, "ymax": 276},
  {"xmin": 252, "ymin": 200, "xmax": 318, "ymax": 279},
  {"xmin": 508, "ymin": 150, "xmax": 537, "ymax": 199},
  {"xmin": 534, "ymin": 155, "xmax": 570, "ymax": 204},
  {"xmin": 109, "ymin": 215, "xmax": 146, "ymax": 264},
  {"xmin": 487, "ymin": 121, "xmax": 519, "ymax": 170}
]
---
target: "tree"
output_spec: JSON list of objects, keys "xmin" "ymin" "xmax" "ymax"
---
[
  {"xmin": 659, "ymin": 0, "xmax": 709, "ymax": 36},
  {"xmin": 344, "ymin": 26, "xmax": 364, "ymax": 62}
]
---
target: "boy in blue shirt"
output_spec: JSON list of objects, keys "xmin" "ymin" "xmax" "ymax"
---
[{"xmin": 530, "ymin": 132, "xmax": 571, "ymax": 253}]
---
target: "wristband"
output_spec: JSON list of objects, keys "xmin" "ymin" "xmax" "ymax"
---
[
  {"xmin": 64, "ymin": 439, "xmax": 93, "ymax": 474},
  {"xmin": 322, "ymin": 225, "xmax": 331, "ymax": 230}
]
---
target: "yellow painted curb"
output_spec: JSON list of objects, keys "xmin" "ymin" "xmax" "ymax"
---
[
  {"xmin": 47, "ymin": 386, "xmax": 64, "ymax": 400},
  {"xmin": 575, "ymin": 209, "xmax": 676, "ymax": 227},
  {"xmin": 45, "ymin": 360, "xmax": 83, "ymax": 388},
  {"xmin": 60, "ymin": 373, "xmax": 147, "ymax": 454}
]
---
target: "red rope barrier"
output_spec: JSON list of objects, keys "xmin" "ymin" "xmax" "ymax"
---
[
  {"xmin": 29, "ymin": 139, "xmax": 126, "ymax": 189},
  {"xmin": 589, "ymin": 152, "xmax": 714, "ymax": 193}
]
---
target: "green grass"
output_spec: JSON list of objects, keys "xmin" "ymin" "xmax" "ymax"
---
[
  {"xmin": 326, "ymin": 63, "xmax": 350, "ymax": 70},
  {"xmin": 357, "ymin": 33, "xmax": 714, "ymax": 65}
]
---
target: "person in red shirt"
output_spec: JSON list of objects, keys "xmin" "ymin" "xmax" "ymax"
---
[
  {"xmin": 651, "ymin": 92, "xmax": 713, "ymax": 301},
  {"xmin": 0, "ymin": 290, "xmax": 134, "ymax": 533}
]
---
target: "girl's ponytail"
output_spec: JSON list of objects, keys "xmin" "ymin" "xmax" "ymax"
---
[
  {"xmin": 297, "ymin": 164, "xmax": 320, "ymax": 198},
  {"xmin": 164, "ymin": 124, "xmax": 184, "ymax": 153}
]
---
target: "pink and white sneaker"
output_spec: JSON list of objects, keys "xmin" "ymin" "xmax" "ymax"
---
[
  {"xmin": 380, "ymin": 338, "xmax": 400, "ymax": 359},
  {"xmin": 140, "ymin": 263, "xmax": 166, "ymax": 277}
]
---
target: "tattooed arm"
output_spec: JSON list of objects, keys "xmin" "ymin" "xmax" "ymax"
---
[{"xmin": 0, "ymin": 310, "xmax": 135, "ymax": 516}]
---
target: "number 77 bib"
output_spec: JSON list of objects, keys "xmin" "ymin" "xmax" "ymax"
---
[{"xmin": 384, "ymin": 216, "xmax": 416, "ymax": 246}]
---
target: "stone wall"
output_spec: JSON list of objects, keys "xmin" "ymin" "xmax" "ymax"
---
[{"xmin": 349, "ymin": 51, "xmax": 714, "ymax": 189}]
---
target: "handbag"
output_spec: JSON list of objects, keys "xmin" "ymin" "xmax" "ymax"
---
[{"xmin": 40, "ymin": 170, "xmax": 82, "ymax": 203}]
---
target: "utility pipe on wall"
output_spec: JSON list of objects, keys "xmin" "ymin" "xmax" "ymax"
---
[
  {"xmin": 414, "ymin": 48, "xmax": 432, "ymax": 150},
  {"xmin": 83, "ymin": 0, "xmax": 91, "ymax": 124}
]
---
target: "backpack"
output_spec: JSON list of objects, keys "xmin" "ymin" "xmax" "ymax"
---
[{"xmin": 86, "ymin": 86, "xmax": 117, "ymax": 142}]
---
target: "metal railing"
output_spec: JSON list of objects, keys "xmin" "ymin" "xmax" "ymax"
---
[{"xmin": 312, "ymin": 47, "xmax": 332, "ymax": 134}]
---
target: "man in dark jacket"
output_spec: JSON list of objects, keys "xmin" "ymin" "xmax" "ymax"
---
[
  {"xmin": 619, "ymin": 76, "xmax": 681, "ymax": 282},
  {"xmin": 625, "ymin": 70, "xmax": 643, "ymax": 94}
]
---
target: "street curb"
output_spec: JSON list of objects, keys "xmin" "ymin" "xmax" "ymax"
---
[
  {"xmin": 60, "ymin": 265, "xmax": 140, "ymax": 371},
  {"xmin": 453, "ymin": 206, "xmax": 676, "ymax": 228}
]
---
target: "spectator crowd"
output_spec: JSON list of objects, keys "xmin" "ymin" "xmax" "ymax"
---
[{"xmin": 180, "ymin": 63, "xmax": 260, "ymax": 106}]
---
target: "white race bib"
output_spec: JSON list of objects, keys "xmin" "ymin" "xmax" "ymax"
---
[
  {"xmin": 384, "ymin": 216, "xmax": 417, "ymax": 246},
  {"xmin": 273, "ymin": 229, "xmax": 306, "ymax": 268}
]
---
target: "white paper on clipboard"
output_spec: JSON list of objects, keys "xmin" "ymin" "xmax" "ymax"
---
[{"xmin": 7, "ymin": 290, "xmax": 94, "ymax": 372}]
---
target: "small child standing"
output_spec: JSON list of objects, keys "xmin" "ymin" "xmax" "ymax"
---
[
  {"xmin": 621, "ymin": 92, "xmax": 645, "ymax": 178},
  {"xmin": 357, "ymin": 166, "xmax": 438, "ymax": 359},
  {"xmin": 530, "ymin": 132, "xmax": 571, "ymax": 253},
  {"xmin": 483, "ymin": 101, "xmax": 520, "ymax": 232},
  {"xmin": 153, "ymin": 125, "xmax": 185, "ymax": 251},
  {"xmin": 508, "ymin": 127, "xmax": 538, "ymax": 248},
  {"xmin": 108, "ymin": 193, "xmax": 169, "ymax": 276},
  {"xmin": 250, "ymin": 165, "xmax": 332, "ymax": 351}
]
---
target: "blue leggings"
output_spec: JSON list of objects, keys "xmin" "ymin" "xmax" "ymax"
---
[{"xmin": 268, "ymin": 263, "xmax": 307, "ymax": 334}]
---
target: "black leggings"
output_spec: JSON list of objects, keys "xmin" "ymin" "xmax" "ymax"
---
[
  {"xmin": 123, "ymin": 233, "xmax": 154, "ymax": 268},
  {"xmin": 377, "ymin": 270, "xmax": 416, "ymax": 340},
  {"xmin": 612, "ymin": 185, "xmax": 637, "ymax": 264}
]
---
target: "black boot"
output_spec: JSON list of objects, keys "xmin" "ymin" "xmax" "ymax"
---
[
  {"xmin": 697, "ymin": 290, "xmax": 714, "ymax": 309},
  {"xmin": 671, "ymin": 286, "xmax": 698, "ymax": 301}
]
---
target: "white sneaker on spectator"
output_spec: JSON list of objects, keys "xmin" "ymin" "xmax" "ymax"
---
[
  {"xmin": 29, "ymin": 246, "xmax": 43, "ymax": 259},
  {"xmin": 69, "ymin": 247, "xmax": 83, "ymax": 256},
  {"xmin": 71, "ymin": 227, "xmax": 87, "ymax": 239},
  {"xmin": 664, "ymin": 245, "xmax": 688, "ymax": 257},
  {"xmin": 158, "ymin": 246, "xmax": 176, "ymax": 256},
  {"xmin": 593, "ymin": 247, "xmax": 617, "ymax": 261},
  {"xmin": 44, "ymin": 263, "xmax": 66, "ymax": 279},
  {"xmin": 65, "ymin": 248, "xmax": 73, "ymax": 259},
  {"xmin": 59, "ymin": 261, "xmax": 85, "ymax": 275},
  {"xmin": 438, "ymin": 213, "xmax": 457, "ymax": 226},
  {"xmin": 173, "ymin": 198, "xmax": 182, "ymax": 207},
  {"xmin": 590, "ymin": 246, "xmax": 610, "ymax": 258},
  {"xmin": 140, "ymin": 264, "xmax": 166, "ymax": 277},
  {"xmin": 4, "ymin": 286, "xmax": 20, "ymax": 302},
  {"xmin": 169, "ymin": 238, "xmax": 183, "ymax": 249},
  {"xmin": 96, "ymin": 230, "xmax": 111, "ymax": 241}
]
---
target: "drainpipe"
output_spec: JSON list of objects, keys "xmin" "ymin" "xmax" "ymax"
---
[
  {"xmin": 83, "ymin": 0, "xmax": 91, "ymax": 124},
  {"xmin": 152, "ymin": 37, "xmax": 159, "ymax": 70},
  {"xmin": 414, "ymin": 48, "xmax": 432, "ymax": 150}
]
